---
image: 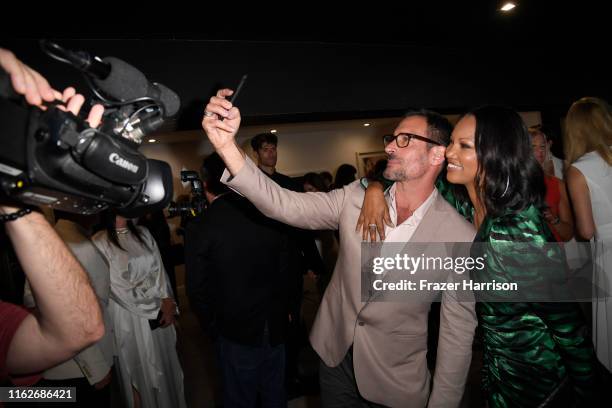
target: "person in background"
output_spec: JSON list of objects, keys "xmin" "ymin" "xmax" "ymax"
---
[
  {"xmin": 331, "ymin": 164, "xmax": 357, "ymax": 189},
  {"xmin": 93, "ymin": 213, "xmax": 185, "ymax": 408},
  {"xmin": 300, "ymin": 172, "xmax": 339, "ymax": 317},
  {"xmin": 302, "ymin": 172, "xmax": 328, "ymax": 193},
  {"xmin": 529, "ymin": 127, "xmax": 574, "ymax": 241},
  {"xmin": 530, "ymin": 124, "xmax": 565, "ymax": 179},
  {"xmin": 139, "ymin": 210, "xmax": 179, "ymax": 305},
  {"xmin": 319, "ymin": 171, "xmax": 333, "ymax": 191},
  {"xmin": 250, "ymin": 132, "xmax": 325, "ymax": 398},
  {"xmin": 185, "ymin": 153, "xmax": 290, "ymax": 408},
  {"xmin": 564, "ymin": 96, "xmax": 612, "ymax": 384}
]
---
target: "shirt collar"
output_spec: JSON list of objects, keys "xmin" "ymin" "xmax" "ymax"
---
[{"xmin": 387, "ymin": 184, "xmax": 438, "ymax": 227}]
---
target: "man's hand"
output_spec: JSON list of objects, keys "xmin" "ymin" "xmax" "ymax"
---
[
  {"xmin": 0, "ymin": 48, "xmax": 104, "ymax": 127},
  {"xmin": 201, "ymin": 88, "xmax": 241, "ymax": 151},
  {"xmin": 0, "ymin": 49, "xmax": 104, "ymax": 215},
  {"xmin": 57, "ymin": 87, "xmax": 105, "ymax": 128},
  {"xmin": 0, "ymin": 48, "xmax": 60, "ymax": 106},
  {"xmin": 201, "ymin": 88, "xmax": 246, "ymax": 176},
  {"xmin": 0, "ymin": 87, "xmax": 104, "ymax": 215}
]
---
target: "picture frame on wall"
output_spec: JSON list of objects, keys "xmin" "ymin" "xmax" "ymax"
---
[{"xmin": 356, "ymin": 151, "xmax": 388, "ymax": 178}]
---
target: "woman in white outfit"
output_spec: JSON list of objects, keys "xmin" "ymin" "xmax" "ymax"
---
[
  {"xmin": 93, "ymin": 214, "xmax": 186, "ymax": 408},
  {"xmin": 564, "ymin": 97, "xmax": 612, "ymax": 378}
]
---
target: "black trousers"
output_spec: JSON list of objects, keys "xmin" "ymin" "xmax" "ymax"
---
[
  {"xmin": 319, "ymin": 347, "xmax": 387, "ymax": 408},
  {"xmin": 216, "ymin": 335, "xmax": 286, "ymax": 408}
]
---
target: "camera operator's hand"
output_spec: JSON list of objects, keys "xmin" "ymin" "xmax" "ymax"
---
[
  {"xmin": 0, "ymin": 48, "xmax": 104, "ymax": 128},
  {"xmin": 57, "ymin": 87, "xmax": 105, "ymax": 128},
  {"xmin": 202, "ymin": 88, "xmax": 245, "ymax": 176},
  {"xmin": 0, "ymin": 87, "xmax": 104, "ymax": 215},
  {"xmin": 0, "ymin": 48, "xmax": 61, "ymax": 106}
]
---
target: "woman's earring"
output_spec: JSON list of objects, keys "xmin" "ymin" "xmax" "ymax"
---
[{"xmin": 500, "ymin": 176, "xmax": 510, "ymax": 198}]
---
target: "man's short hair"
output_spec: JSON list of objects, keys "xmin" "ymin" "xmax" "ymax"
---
[
  {"xmin": 250, "ymin": 133, "xmax": 278, "ymax": 151},
  {"xmin": 404, "ymin": 109, "xmax": 453, "ymax": 147},
  {"xmin": 201, "ymin": 153, "xmax": 230, "ymax": 196}
]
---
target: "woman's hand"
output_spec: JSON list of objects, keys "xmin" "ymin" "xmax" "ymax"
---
[
  {"xmin": 159, "ymin": 298, "xmax": 177, "ymax": 328},
  {"xmin": 355, "ymin": 181, "xmax": 393, "ymax": 242}
]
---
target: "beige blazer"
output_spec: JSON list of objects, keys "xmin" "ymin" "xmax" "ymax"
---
[{"xmin": 223, "ymin": 158, "xmax": 477, "ymax": 407}]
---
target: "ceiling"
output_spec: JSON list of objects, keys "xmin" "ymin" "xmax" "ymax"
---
[
  {"xmin": 5, "ymin": 2, "xmax": 607, "ymax": 48},
  {"xmin": 2, "ymin": 2, "xmax": 608, "ymax": 130}
]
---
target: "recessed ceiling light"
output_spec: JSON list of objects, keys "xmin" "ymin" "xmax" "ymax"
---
[
  {"xmin": 363, "ymin": 123, "xmax": 371, "ymax": 127},
  {"xmin": 148, "ymin": 139, "xmax": 157, "ymax": 143},
  {"xmin": 500, "ymin": 2, "xmax": 516, "ymax": 12},
  {"xmin": 270, "ymin": 129, "xmax": 277, "ymax": 133}
]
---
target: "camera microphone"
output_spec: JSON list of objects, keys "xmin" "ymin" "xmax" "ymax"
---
[
  {"xmin": 91, "ymin": 56, "xmax": 179, "ymax": 117},
  {"xmin": 41, "ymin": 41, "xmax": 180, "ymax": 117}
]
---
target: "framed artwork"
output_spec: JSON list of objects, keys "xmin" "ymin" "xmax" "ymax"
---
[{"xmin": 356, "ymin": 151, "xmax": 387, "ymax": 178}]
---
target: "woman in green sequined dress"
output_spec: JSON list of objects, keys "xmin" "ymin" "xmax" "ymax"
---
[
  {"xmin": 444, "ymin": 106, "xmax": 595, "ymax": 407},
  {"xmin": 360, "ymin": 106, "xmax": 596, "ymax": 407}
]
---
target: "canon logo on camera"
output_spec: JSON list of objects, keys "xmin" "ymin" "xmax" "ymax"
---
[{"xmin": 109, "ymin": 153, "xmax": 139, "ymax": 174}]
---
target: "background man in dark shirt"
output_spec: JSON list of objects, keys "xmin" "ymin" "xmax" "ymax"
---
[
  {"xmin": 185, "ymin": 153, "xmax": 290, "ymax": 407},
  {"xmin": 251, "ymin": 133, "xmax": 325, "ymax": 397}
]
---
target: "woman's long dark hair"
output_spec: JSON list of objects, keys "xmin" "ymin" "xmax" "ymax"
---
[
  {"xmin": 102, "ymin": 210, "xmax": 148, "ymax": 251},
  {"xmin": 464, "ymin": 106, "xmax": 545, "ymax": 218}
]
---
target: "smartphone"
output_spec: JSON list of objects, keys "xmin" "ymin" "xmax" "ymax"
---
[
  {"xmin": 148, "ymin": 309, "xmax": 163, "ymax": 330},
  {"xmin": 230, "ymin": 74, "xmax": 247, "ymax": 104},
  {"xmin": 219, "ymin": 74, "xmax": 247, "ymax": 122}
]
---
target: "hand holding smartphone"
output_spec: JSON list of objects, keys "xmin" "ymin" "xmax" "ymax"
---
[{"xmin": 218, "ymin": 74, "xmax": 247, "ymax": 123}]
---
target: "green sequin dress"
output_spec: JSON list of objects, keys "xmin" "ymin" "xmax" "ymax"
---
[{"xmin": 436, "ymin": 179, "xmax": 596, "ymax": 407}]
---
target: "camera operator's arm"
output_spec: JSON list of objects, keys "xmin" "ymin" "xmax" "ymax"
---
[
  {"xmin": 3, "ymin": 211, "xmax": 104, "ymax": 374},
  {"xmin": 1, "ymin": 49, "xmax": 105, "ymax": 375}
]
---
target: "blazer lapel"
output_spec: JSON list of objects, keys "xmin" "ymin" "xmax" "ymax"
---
[{"xmin": 366, "ymin": 192, "xmax": 446, "ymax": 302}]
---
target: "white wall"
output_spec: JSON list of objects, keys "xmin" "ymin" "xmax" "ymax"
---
[
  {"xmin": 142, "ymin": 111, "xmax": 542, "ymax": 194},
  {"xmin": 140, "ymin": 142, "xmax": 204, "ymax": 199}
]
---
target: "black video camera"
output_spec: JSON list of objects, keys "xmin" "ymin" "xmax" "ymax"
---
[
  {"xmin": 0, "ymin": 41, "xmax": 178, "ymax": 218},
  {"xmin": 167, "ymin": 170, "xmax": 206, "ymax": 219}
]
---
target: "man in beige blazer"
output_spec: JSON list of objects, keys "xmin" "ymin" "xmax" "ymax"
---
[{"xmin": 202, "ymin": 89, "xmax": 477, "ymax": 408}]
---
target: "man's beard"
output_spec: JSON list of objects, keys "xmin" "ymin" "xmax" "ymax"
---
[
  {"xmin": 383, "ymin": 166, "xmax": 406, "ymax": 181},
  {"xmin": 383, "ymin": 155, "xmax": 427, "ymax": 181}
]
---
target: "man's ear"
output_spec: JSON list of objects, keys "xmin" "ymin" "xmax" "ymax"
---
[{"xmin": 430, "ymin": 146, "xmax": 446, "ymax": 165}]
